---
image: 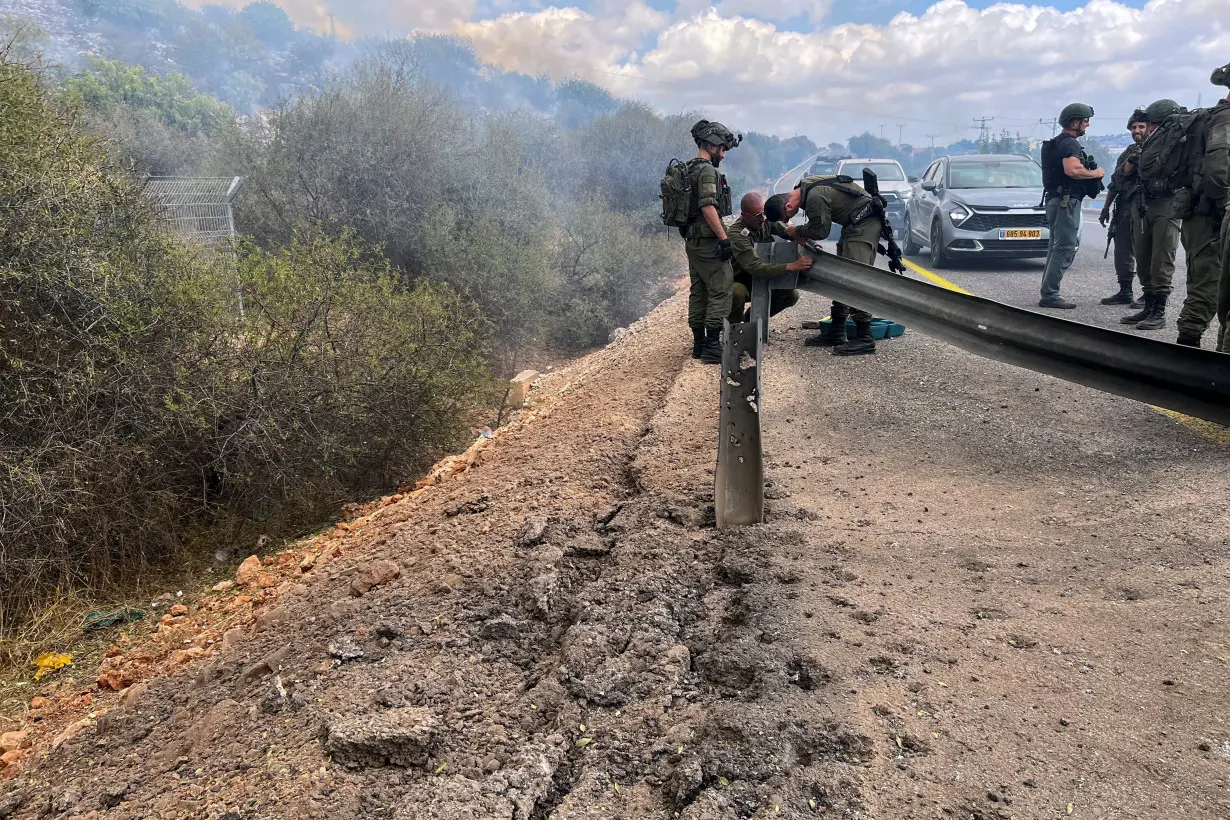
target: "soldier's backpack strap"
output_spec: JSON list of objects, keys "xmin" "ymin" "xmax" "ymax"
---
[{"xmin": 796, "ymin": 175, "xmax": 869, "ymax": 205}]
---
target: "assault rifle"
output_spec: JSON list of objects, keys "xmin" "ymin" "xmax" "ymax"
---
[
  {"xmin": 862, "ymin": 168, "xmax": 907, "ymax": 274},
  {"xmin": 1104, "ymin": 201, "xmax": 1117, "ymax": 259},
  {"xmin": 1079, "ymin": 151, "xmax": 1106, "ymax": 200}
]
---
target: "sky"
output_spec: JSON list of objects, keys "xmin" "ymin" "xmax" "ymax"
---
[{"xmin": 192, "ymin": 0, "xmax": 1230, "ymax": 147}]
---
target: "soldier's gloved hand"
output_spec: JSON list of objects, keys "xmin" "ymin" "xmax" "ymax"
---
[
  {"xmin": 1098, "ymin": 206, "xmax": 1111, "ymax": 227},
  {"xmin": 716, "ymin": 238, "xmax": 734, "ymax": 261}
]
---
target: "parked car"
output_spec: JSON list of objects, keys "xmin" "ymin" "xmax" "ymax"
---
[
  {"xmin": 821, "ymin": 158, "xmax": 911, "ymax": 240},
  {"xmin": 904, "ymin": 154, "xmax": 1048, "ymax": 267}
]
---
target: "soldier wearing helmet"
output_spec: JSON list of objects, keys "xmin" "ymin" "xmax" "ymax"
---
[
  {"xmin": 1207, "ymin": 62, "xmax": 1230, "ymax": 352},
  {"xmin": 683, "ymin": 119, "xmax": 741, "ymax": 363},
  {"xmin": 1038, "ymin": 102, "xmax": 1104, "ymax": 309},
  {"xmin": 1119, "ymin": 99, "xmax": 1182, "ymax": 332},
  {"xmin": 1098, "ymin": 108, "xmax": 1148, "ymax": 308}
]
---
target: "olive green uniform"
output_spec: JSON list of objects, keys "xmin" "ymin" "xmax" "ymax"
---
[
  {"xmin": 684, "ymin": 159, "xmax": 734, "ymax": 330},
  {"xmin": 1132, "ymin": 179, "xmax": 1181, "ymax": 298},
  {"xmin": 725, "ymin": 216, "xmax": 800, "ymax": 324},
  {"xmin": 1205, "ymin": 101, "xmax": 1230, "ymax": 351},
  {"xmin": 793, "ymin": 174, "xmax": 882, "ymax": 324},
  {"xmin": 1177, "ymin": 100, "xmax": 1230, "ymax": 341},
  {"xmin": 1106, "ymin": 144, "xmax": 1140, "ymax": 288}
]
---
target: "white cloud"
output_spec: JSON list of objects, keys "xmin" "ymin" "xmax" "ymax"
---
[{"xmin": 431, "ymin": 0, "xmax": 1230, "ymax": 145}]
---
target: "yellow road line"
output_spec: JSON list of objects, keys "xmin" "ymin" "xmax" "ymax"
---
[
  {"xmin": 902, "ymin": 258, "xmax": 972, "ymax": 295},
  {"xmin": 903, "ymin": 258, "xmax": 1227, "ymax": 444}
]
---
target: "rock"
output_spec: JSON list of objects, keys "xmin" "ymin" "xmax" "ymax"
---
[
  {"xmin": 0, "ymin": 750, "xmax": 25, "ymax": 768},
  {"xmin": 220, "ymin": 627, "xmax": 244, "ymax": 652},
  {"xmin": 507, "ymin": 369, "xmax": 540, "ymax": 409},
  {"xmin": 256, "ymin": 573, "xmax": 278, "ymax": 589},
  {"xmin": 514, "ymin": 515, "xmax": 550, "ymax": 548},
  {"xmin": 51, "ymin": 718, "xmax": 93, "ymax": 750},
  {"xmin": 300, "ymin": 552, "xmax": 318, "ymax": 571},
  {"xmin": 350, "ymin": 559, "xmax": 401, "ymax": 597},
  {"xmin": 211, "ymin": 580, "xmax": 235, "ymax": 593},
  {"xmin": 483, "ymin": 757, "xmax": 501, "ymax": 774},
  {"xmin": 168, "ymin": 604, "xmax": 189, "ymax": 617},
  {"xmin": 328, "ymin": 637, "xmax": 364, "ymax": 662},
  {"xmin": 0, "ymin": 790, "xmax": 26, "ymax": 817},
  {"xmin": 242, "ymin": 646, "xmax": 292, "ymax": 682},
  {"xmin": 480, "ymin": 615, "xmax": 521, "ymax": 641},
  {"xmin": 0, "ymin": 732, "xmax": 27, "ymax": 753},
  {"xmin": 28, "ymin": 696, "xmax": 51, "ymax": 711},
  {"xmin": 99, "ymin": 783, "xmax": 129, "ymax": 809},
  {"xmin": 667, "ymin": 758, "xmax": 703, "ymax": 809},
  {"xmin": 324, "ymin": 707, "xmax": 439, "ymax": 768},
  {"xmin": 608, "ymin": 327, "xmax": 629, "ymax": 344},
  {"xmin": 236, "ymin": 555, "xmax": 262, "ymax": 586},
  {"xmin": 119, "ymin": 682, "xmax": 147, "ymax": 711}
]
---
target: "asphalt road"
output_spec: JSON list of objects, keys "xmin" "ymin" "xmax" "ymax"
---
[{"xmin": 899, "ymin": 209, "xmax": 1214, "ymax": 348}]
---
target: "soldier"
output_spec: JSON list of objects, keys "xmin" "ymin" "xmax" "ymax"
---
[
  {"xmin": 764, "ymin": 174, "xmax": 884, "ymax": 355},
  {"xmin": 1175, "ymin": 75, "xmax": 1230, "ymax": 347},
  {"xmin": 726, "ymin": 193, "xmax": 813, "ymax": 325},
  {"xmin": 1208, "ymin": 63, "xmax": 1230, "ymax": 353},
  {"xmin": 1098, "ymin": 109, "xmax": 1148, "ymax": 307},
  {"xmin": 1038, "ymin": 103, "xmax": 1104, "ymax": 309},
  {"xmin": 683, "ymin": 120, "xmax": 741, "ymax": 363},
  {"xmin": 1120, "ymin": 99, "xmax": 1183, "ymax": 331}
]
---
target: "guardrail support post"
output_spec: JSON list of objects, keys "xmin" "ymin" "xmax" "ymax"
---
[{"xmin": 715, "ymin": 319, "xmax": 764, "ymax": 529}]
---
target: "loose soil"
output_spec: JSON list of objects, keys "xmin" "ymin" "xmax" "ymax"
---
[{"xmin": 1, "ymin": 289, "xmax": 1227, "ymax": 819}]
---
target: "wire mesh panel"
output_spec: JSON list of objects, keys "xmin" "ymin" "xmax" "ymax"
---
[{"xmin": 143, "ymin": 177, "xmax": 244, "ymax": 250}]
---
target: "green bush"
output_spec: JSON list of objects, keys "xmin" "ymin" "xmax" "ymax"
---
[{"xmin": 0, "ymin": 56, "xmax": 491, "ymax": 642}]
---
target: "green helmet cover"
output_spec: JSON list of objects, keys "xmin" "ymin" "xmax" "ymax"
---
[
  {"xmin": 1212, "ymin": 62, "xmax": 1230, "ymax": 88},
  {"xmin": 1145, "ymin": 99, "xmax": 1181, "ymax": 124},
  {"xmin": 691, "ymin": 119, "xmax": 743, "ymax": 150},
  {"xmin": 1058, "ymin": 102, "xmax": 1095, "ymax": 126}
]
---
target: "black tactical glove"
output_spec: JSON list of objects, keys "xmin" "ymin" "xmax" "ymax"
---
[{"xmin": 716, "ymin": 238, "xmax": 734, "ymax": 261}]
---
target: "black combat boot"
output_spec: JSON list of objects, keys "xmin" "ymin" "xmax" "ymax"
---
[
  {"xmin": 1121, "ymin": 292, "xmax": 1153, "ymax": 324},
  {"xmin": 1175, "ymin": 332, "xmax": 1201, "ymax": 347},
  {"xmin": 690, "ymin": 326, "xmax": 705, "ymax": 359},
  {"xmin": 1100, "ymin": 279, "xmax": 1135, "ymax": 305},
  {"xmin": 1135, "ymin": 293, "xmax": 1168, "ymax": 330},
  {"xmin": 698, "ymin": 327, "xmax": 723, "ymax": 364},
  {"xmin": 804, "ymin": 307, "xmax": 848, "ymax": 347},
  {"xmin": 1128, "ymin": 294, "xmax": 1146, "ymax": 309},
  {"xmin": 833, "ymin": 321, "xmax": 876, "ymax": 356}
]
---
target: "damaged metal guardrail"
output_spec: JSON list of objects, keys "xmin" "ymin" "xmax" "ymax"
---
[{"xmin": 717, "ymin": 246, "xmax": 1230, "ymax": 528}]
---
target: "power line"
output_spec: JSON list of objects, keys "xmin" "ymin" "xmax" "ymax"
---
[
  {"xmin": 973, "ymin": 116, "xmax": 995, "ymax": 145},
  {"xmin": 926, "ymin": 133, "xmax": 941, "ymax": 162}
]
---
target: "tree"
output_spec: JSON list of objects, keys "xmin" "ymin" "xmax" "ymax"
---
[
  {"xmin": 554, "ymin": 78, "xmax": 619, "ymax": 130},
  {"xmin": 848, "ymin": 131, "xmax": 895, "ymax": 158},
  {"xmin": 237, "ymin": 1, "xmax": 295, "ymax": 48}
]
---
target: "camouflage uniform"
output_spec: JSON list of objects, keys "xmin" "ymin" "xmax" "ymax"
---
[
  {"xmin": 725, "ymin": 215, "xmax": 800, "ymax": 324},
  {"xmin": 1106, "ymin": 143, "xmax": 1141, "ymax": 293},
  {"xmin": 793, "ymin": 174, "xmax": 882, "ymax": 326},
  {"xmin": 1177, "ymin": 98, "xmax": 1230, "ymax": 344},
  {"xmin": 1132, "ymin": 182, "xmax": 1180, "ymax": 300},
  {"xmin": 684, "ymin": 158, "xmax": 734, "ymax": 331},
  {"xmin": 1208, "ymin": 64, "xmax": 1230, "ymax": 351}
]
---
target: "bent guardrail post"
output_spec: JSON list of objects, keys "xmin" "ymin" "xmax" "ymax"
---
[
  {"xmin": 715, "ymin": 319, "xmax": 764, "ymax": 529},
  {"xmin": 798, "ymin": 249, "xmax": 1230, "ymax": 427}
]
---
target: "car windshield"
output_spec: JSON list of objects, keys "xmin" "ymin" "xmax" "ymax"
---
[
  {"xmin": 947, "ymin": 160, "xmax": 1042, "ymax": 188},
  {"xmin": 843, "ymin": 162, "xmax": 906, "ymax": 181}
]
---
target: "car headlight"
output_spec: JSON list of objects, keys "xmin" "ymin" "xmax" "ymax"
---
[{"xmin": 948, "ymin": 204, "xmax": 972, "ymax": 225}]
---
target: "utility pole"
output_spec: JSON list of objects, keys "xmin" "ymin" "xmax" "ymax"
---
[
  {"xmin": 879, "ymin": 124, "xmax": 887, "ymax": 141},
  {"xmin": 897, "ymin": 124, "xmax": 905, "ymax": 147},
  {"xmin": 1038, "ymin": 117, "xmax": 1059, "ymax": 138},
  {"xmin": 973, "ymin": 116, "xmax": 995, "ymax": 147},
  {"xmin": 926, "ymin": 133, "xmax": 941, "ymax": 163}
]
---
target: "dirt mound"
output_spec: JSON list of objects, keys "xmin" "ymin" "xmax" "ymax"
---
[{"xmin": 0, "ymin": 296, "xmax": 875, "ymax": 818}]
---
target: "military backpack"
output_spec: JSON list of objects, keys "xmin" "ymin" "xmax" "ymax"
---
[
  {"xmin": 659, "ymin": 158, "xmax": 695, "ymax": 228},
  {"xmin": 1139, "ymin": 107, "xmax": 1210, "ymax": 191}
]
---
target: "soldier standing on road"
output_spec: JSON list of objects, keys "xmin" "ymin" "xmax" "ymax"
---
[
  {"xmin": 1174, "ymin": 76, "xmax": 1230, "ymax": 347},
  {"xmin": 1206, "ymin": 63, "xmax": 1230, "ymax": 353},
  {"xmin": 1120, "ymin": 99, "xmax": 1183, "ymax": 331},
  {"xmin": 1099, "ymin": 109, "xmax": 1148, "ymax": 307},
  {"xmin": 1038, "ymin": 103, "xmax": 1105, "ymax": 309},
  {"xmin": 725, "ymin": 192, "xmax": 813, "ymax": 325},
  {"xmin": 683, "ymin": 120, "xmax": 741, "ymax": 363},
  {"xmin": 764, "ymin": 174, "xmax": 884, "ymax": 355}
]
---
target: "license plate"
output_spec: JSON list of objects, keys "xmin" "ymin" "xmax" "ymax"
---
[{"xmin": 999, "ymin": 229, "xmax": 1042, "ymax": 240}]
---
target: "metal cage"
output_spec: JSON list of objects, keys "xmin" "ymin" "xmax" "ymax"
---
[{"xmin": 143, "ymin": 176, "xmax": 244, "ymax": 250}]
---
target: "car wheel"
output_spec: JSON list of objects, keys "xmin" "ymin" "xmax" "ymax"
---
[
  {"xmin": 929, "ymin": 218, "xmax": 950, "ymax": 269},
  {"xmin": 902, "ymin": 212, "xmax": 921, "ymax": 255}
]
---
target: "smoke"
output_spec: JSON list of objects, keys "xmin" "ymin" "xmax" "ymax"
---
[{"xmin": 180, "ymin": 0, "xmax": 475, "ymax": 38}]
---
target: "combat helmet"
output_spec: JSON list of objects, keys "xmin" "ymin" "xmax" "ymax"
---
[
  {"xmin": 1058, "ymin": 102, "xmax": 1095, "ymax": 127},
  {"xmin": 691, "ymin": 119, "xmax": 742, "ymax": 150},
  {"xmin": 1127, "ymin": 107, "xmax": 1148, "ymax": 128},
  {"xmin": 1144, "ymin": 99, "xmax": 1181, "ymax": 124},
  {"xmin": 1212, "ymin": 61, "xmax": 1230, "ymax": 88}
]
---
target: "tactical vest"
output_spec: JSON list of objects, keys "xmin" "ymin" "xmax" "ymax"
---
[
  {"xmin": 689, "ymin": 158, "xmax": 733, "ymax": 219},
  {"xmin": 797, "ymin": 176, "xmax": 876, "ymax": 225}
]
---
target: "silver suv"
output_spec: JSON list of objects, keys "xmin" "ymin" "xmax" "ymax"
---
[
  {"xmin": 904, "ymin": 154, "xmax": 1048, "ymax": 267},
  {"xmin": 833, "ymin": 158, "xmax": 911, "ymax": 240}
]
